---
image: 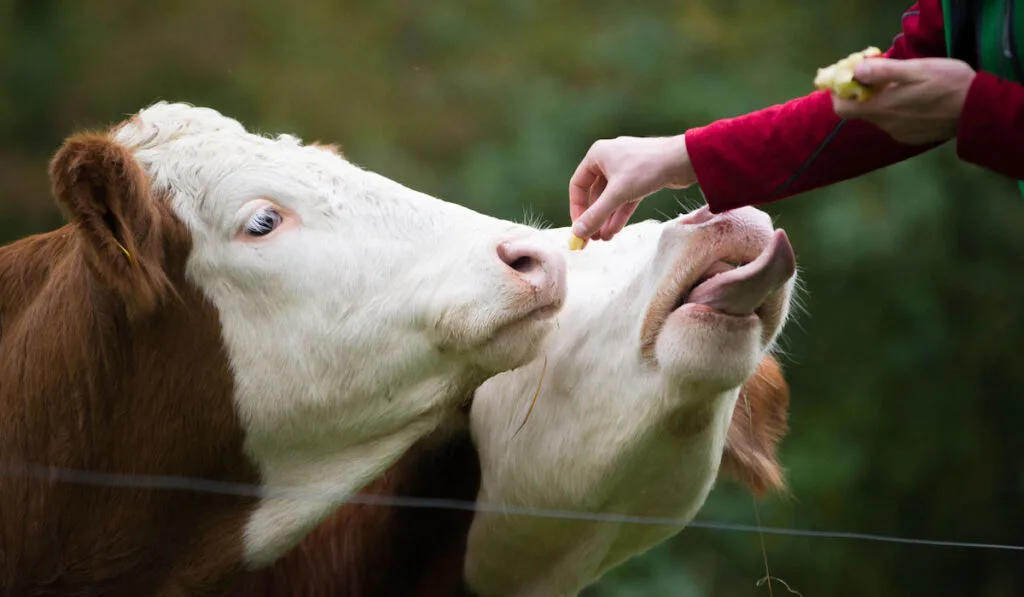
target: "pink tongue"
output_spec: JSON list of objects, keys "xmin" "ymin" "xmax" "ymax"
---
[{"xmin": 685, "ymin": 230, "xmax": 796, "ymax": 315}]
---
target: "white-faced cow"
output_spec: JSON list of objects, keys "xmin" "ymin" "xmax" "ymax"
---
[
  {"xmin": 0, "ymin": 102, "xmax": 567, "ymax": 596},
  {"xmin": 224, "ymin": 205, "xmax": 798, "ymax": 596}
]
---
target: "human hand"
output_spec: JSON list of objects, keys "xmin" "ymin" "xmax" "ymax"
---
[
  {"xmin": 569, "ymin": 135, "xmax": 696, "ymax": 242},
  {"xmin": 831, "ymin": 57, "xmax": 976, "ymax": 145}
]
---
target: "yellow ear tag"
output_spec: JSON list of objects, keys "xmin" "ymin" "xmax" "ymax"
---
[{"xmin": 114, "ymin": 240, "xmax": 135, "ymax": 265}]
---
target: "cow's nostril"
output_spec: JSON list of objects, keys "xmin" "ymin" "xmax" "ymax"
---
[
  {"xmin": 497, "ymin": 242, "xmax": 544, "ymax": 276},
  {"xmin": 507, "ymin": 256, "xmax": 538, "ymax": 274},
  {"xmin": 496, "ymin": 237, "xmax": 567, "ymax": 303}
]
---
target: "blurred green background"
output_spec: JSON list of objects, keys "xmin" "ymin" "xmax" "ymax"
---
[{"xmin": 2, "ymin": 1, "xmax": 1022, "ymax": 595}]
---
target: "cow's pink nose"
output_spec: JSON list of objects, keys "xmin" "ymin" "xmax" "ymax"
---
[
  {"xmin": 679, "ymin": 205, "xmax": 773, "ymax": 231},
  {"xmin": 497, "ymin": 237, "xmax": 567, "ymax": 295},
  {"xmin": 678, "ymin": 204, "xmax": 715, "ymax": 225}
]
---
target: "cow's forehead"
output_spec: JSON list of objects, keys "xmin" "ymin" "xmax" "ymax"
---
[
  {"xmin": 111, "ymin": 102, "xmax": 347, "ymax": 220},
  {"xmin": 114, "ymin": 102, "xmax": 247, "ymax": 144},
  {"xmin": 113, "ymin": 102, "xmax": 335, "ymax": 166}
]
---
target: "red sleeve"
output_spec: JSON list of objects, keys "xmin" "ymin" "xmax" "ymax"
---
[
  {"xmin": 955, "ymin": 72, "xmax": 1024, "ymax": 180},
  {"xmin": 687, "ymin": 1, "xmax": 951, "ymax": 213}
]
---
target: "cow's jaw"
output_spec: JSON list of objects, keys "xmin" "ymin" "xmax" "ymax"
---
[{"xmin": 641, "ymin": 206, "xmax": 796, "ymax": 392}]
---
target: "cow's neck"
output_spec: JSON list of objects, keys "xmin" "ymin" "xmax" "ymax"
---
[
  {"xmin": 223, "ymin": 414, "xmax": 482, "ymax": 597},
  {"xmin": 241, "ymin": 411, "xmax": 452, "ymax": 568},
  {"xmin": 0, "ymin": 225, "xmax": 261, "ymax": 596},
  {"xmin": 463, "ymin": 365, "xmax": 740, "ymax": 596},
  {"xmin": 233, "ymin": 336, "xmax": 494, "ymax": 568}
]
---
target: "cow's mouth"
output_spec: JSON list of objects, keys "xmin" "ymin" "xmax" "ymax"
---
[
  {"xmin": 641, "ymin": 229, "xmax": 795, "ymax": 357},
  {"xmin": 677, "ymin": 230, "xmax": 794, "ymax": 317}
]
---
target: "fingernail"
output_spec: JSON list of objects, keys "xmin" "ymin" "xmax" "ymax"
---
[
  {"xmin": 571, "ymin": 221, "xmax": 588, "ymax": 237},
  {"xmin": 854, "ymin": 62, "xmax": 872, "ymax": 79}
]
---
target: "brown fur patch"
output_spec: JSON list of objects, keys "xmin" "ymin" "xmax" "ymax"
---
[
  {"xmin": 0, "ymin": 131, "xmax": 260, "ymax": 596},
  {"xmin": 223, "ymin": 421, "xmax": 480, "ymax": 597},
  {"xmin": 309, "ymin": 142, "xmax": 344, "ymax": 157},
  {"xmin": 49, "ymin": 132, "xmax": 175, "ymax": 318},
  {"xmin": 718, "ymin": 354, "xmax": 791, "ymax": 496}
]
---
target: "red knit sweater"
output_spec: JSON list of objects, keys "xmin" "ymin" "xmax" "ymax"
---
[{"xmin": 685, "ymin": 0, "xmax": 1024, "ymax": 213}]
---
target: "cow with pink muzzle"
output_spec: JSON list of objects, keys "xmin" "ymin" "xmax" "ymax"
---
[{"xmin": 465, "ymin": 204, "xmax": 797, "ymax": 596}]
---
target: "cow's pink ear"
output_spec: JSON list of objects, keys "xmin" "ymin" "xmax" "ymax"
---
[
  {"xmin": 49, "ymin": 132, "xmax": 172, "ymax": 316},
  {"xmin": 718, "ymin": 354, "xmax": 791, "ymax": 497}
]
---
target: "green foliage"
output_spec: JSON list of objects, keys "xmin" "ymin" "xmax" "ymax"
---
[{"xmin": 2, "ymin": 1, "xmax": 1022, "ymax": 595}]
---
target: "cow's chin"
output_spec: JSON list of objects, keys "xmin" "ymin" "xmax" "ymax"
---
[
  {"xmin": 652, "ymin": 304, "xmax": 779, "ymax": 392},
  {"xmin": 467, "ymin": 304, "xmax": 561, "ymax": 373}
]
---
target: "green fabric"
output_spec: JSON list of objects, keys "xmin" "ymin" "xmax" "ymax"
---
[
  {"xmin": 941, "ymin": 0, "xmax": 1024, "ymax": 77},
  {"xmin": 941, "ymin": 0, "xmax": 1023, "ymax": 197},
  {"xmin": 975, "ymin": 0, "xmax": 1024, "ymax": 78},
  {"xmin": 941, "ymin": 0, "xmax": 955, "ymax": 58}
]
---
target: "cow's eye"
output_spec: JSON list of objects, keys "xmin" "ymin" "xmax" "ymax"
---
[{"xmin": 244, "ymin": 207, "xmax": 282, "ymax": 237}]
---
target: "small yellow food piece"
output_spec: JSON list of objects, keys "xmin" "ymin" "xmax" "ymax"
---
[
  {"xmin": 568, "ymin": 234, "xmax": 588, "ymax": 251},
  {"xmin": 814, "ymin": 46, "xmax": 882, "ymax": 101}
]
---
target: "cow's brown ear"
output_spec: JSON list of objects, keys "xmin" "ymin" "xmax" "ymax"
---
[
  {"xmin": 50, "ymin": 132, "xmax": 172, "ymax": 315},
  {"xmin": 718, "ymin": 354, "xmax": 791, "ymax": 497}
]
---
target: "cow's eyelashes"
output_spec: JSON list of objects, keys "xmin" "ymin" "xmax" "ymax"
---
[{"xmin": 244, "ymin": 207, "xmax": 282, "ymax": 237}]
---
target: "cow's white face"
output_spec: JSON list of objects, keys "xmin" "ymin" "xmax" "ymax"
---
[
  {"xmin": 631, "ymin": 204, "xmax": 794, "ymax": 387},
  {"xmin": 466, "ymin": 206, "xmax": 796, "ymax": 595},
  {"xmin": 111, "ymin": 102, "xmax": 567, "ymax": 564},
  {"xmin": 529, "ymin": 204, "xmax": 794, "ymax": 399}
]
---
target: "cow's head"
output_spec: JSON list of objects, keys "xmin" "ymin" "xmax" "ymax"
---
[
  {"xmin": 545, "ymin": 204, "xmax": 794, "ymax": 399},
  {"xmin": 465, "ymin": 205, "xmax": 797, "ymax": 595},
  {"xmin": 628, "ymin": 204, "xmax": 795, "ymax": 388},
  {"xmin": 44, "ymin": 102, "xmax": 566, "ymax": 567}
]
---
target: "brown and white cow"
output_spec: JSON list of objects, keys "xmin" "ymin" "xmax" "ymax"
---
[
  {"xmin": 0, "ymin": 102, "xmax": 567, "ymax": 596},
  {"xmin": 224, "ymin": 205, "xmax": 798, "ymax": 596}
]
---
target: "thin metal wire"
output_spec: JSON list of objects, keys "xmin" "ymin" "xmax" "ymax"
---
[{"xmin": 1, "ymin": 461, "xmax": 1022, "ymax": 553}]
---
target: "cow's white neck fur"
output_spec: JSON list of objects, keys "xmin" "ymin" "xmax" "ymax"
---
[
  {"xmin": 110, "ymin": 102, "xmax": 563, "ymax": 566},
  {"xmin": 240, "ymin": 394, "xmax": 453, "ymax": 566}
]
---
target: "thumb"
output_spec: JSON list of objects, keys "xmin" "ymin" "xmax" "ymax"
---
[
  {"xmin": 571, "ymin": 180, "xmax": 633, "ymax": 239},
  {"xmin": 853, "ymin": 57, "xmax": 921, "ymax": 86}
]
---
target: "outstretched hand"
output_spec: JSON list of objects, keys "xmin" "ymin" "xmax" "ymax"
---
[
  {"xmin": 569, "ymin": 135, "xmax": 696, "ymax": 242},
  {"xmin": 832, "ymin": 57, "xmax": 976, "ymax": 145},
  {"xmin": 568, "ymin": 59, "xmax": 977, "ymax": 241}
]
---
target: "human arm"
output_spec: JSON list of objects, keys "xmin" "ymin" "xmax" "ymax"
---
[
  {"xmin": 661, "ymin": 2, "xmax": 957, "ymax": 214},
  {"xmin": 571, "ymin": 1, "xmax": 951, "ymax": 238},
  {"xmin": 836, "ymin": 61, "xmax": 1024, "ymax": 180},
  {"xmin": 952, "ymin": 72, "xmax": 1024, "ymax": 179}
]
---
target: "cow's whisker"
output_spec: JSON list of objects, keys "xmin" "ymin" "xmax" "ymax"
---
[{"xmin": 513, "ymin": 355, "xmax": 548, "ymax": 438}]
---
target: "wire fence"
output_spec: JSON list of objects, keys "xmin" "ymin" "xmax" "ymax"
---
[{"xmin": 2, "ymin": 461, "xmax": 1022, "ymax": 553}]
